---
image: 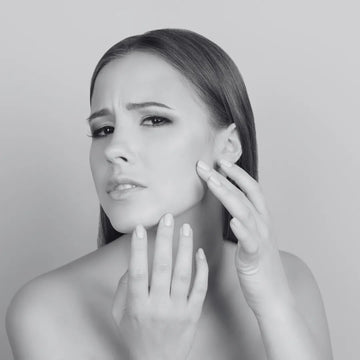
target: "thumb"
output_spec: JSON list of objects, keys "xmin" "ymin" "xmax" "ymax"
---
[
  {"xmin": 112, "ymin": 270, "xmax": 129, "ymax": 323},
  {"xmin": 234, "ymin": 242, "xmax": 260, "ymax": 276},
  {"xmin": 230, "ymin": 218, "xmax": 260, "ymax": 275}
]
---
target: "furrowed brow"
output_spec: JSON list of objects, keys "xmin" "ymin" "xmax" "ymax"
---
[
  {"xmin": 126, "ymin": 102, "xmax": 174, "ymax": 110},
  {"xmin": 86, "ymin": 102, "xmax": 174, "ymax": 124},
  {"xmin": 86, "ymin": 108, "xmax": 112, "ymax": 124}
]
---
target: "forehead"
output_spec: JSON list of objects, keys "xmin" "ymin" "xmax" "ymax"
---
[{"xmin": 91, "ymin": 51, "xmax": 209, "ymax": 115}]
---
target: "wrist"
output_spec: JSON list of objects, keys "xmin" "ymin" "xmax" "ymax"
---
[{"xmin": 253, "ymin": 293, "xmax": 298, "ymax": 322}]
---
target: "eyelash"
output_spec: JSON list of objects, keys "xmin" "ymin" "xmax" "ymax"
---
[{"xmin": 87, "ymin": 116, "xmax": 172, "ymax": 138}]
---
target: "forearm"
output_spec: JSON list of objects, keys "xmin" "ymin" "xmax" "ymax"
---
[{"xmin": 256, "ymin": 303, "xmax": 322, "ymax": 360}]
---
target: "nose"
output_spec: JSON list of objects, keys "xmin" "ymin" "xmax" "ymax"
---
[{"xmin": 104, "ymin": 127, "xmax": 136, "ymax": 166}]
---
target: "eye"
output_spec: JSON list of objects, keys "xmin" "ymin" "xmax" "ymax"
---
[
  {"xmin": 141, "ymin": 116, "xmax": 171, "ymax": 127},
  {"xmin": 87, "ymin": 126, "xmax": 114, "ymax": 138},
  {"xmin": 87, "ymin": 116, "xmax": 171, "ymax": 139}
]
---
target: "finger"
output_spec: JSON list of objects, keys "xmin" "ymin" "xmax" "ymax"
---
[
  {"xmin": 171, "ymin": 223, "xmax": 193, "ymax": 303},
  {"xmin": 188, "ymin": 248, "xmax": 208, "ymax": 319},
  {"xmin": 197, "ymin": 160, "xmax": 257, "ymax": 214},
  {"xmin": 196, "ymin": 162, "xmax": 258, "ymax": 231},
  {"xmin": 230, "ymin": 217, "xmax": 259, "ymax": 255},
  {"xmin": 230, "ymin": 218, "xmax": 261, "ymax": 275},
  {"xmin": 128, "ymin": 225, "xmax": 149, "ymax": 300},
  {"xmin": 112, "ymin": 270, "xmax": 129, "ymax": 323},
  {"xmin": 150, "ymin": 213, "xmax": 174, "ymax": 299},
  {"xmin": 197, "ymin": 160, "xmax": 253, "ymax": 206},
  {"xmin": 217, "ymin": 159, "xmax": 269, "ymax": 218},
  {"xmin": 235, "ymin": 242, "xmax": 260, "ymax": 276}
]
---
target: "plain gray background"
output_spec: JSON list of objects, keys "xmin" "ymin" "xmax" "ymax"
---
[{"xmin": 1, "ymin": 0, "xmax": 359, "ymax": 359}]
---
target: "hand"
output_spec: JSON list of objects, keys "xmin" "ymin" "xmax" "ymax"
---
[
  {"xmin": 196, "ymin": 159, "xmax": 295, "ymax": 318},
  {"xmin": 111, "ymin": 214, "xmax": 209, "ymax": 360}
]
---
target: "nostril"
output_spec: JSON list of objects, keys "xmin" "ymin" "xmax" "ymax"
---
[
  {"xmin": 106, "ymin": 155, "xmax": 129, "ymax": 164},
  {"xmin": 105, "ymin": 146, "xmax": 129, "ymax": 163}
]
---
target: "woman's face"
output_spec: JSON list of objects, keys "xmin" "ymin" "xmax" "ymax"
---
[{"xmin": 89, "ymin": 51, "xmax": 219, "ymax": 234}]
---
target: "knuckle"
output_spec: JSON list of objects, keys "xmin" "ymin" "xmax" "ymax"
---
[
  {"xmin": 175, "ymin": 271, "xmax": 191, "ymax": 283},
  {"xmin": 154, "ymin": 262, "xmax": 171, "ymax": 273},
  {"xmin": 241, "ymin": 208, "xmax": 252, "ymax": 221},
  {"xmin": 130, "ymin": 269, "xmax": 147, "ymax": 281}
]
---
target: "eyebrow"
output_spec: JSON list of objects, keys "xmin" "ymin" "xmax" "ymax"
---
[{"xmin": 86, "ymin": 102, "xmax": 174, "ymax": 124}]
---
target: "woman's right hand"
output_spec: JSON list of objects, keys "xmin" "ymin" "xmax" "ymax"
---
[{"xmin": 111, "ymin": 213, "xmax": 209, "ymax": 360}]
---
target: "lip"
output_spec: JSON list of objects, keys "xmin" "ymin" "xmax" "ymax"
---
[
  {"xmin": 107, "ymin": 176, "xmax": 147, "ymax": 193},
  {"xmin": 108, "ymin": 185, "xmax": 145, "ymax": 201}
]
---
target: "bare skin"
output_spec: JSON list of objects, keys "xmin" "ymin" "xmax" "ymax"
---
[
  {"xmin": 6, "ymin": 210, "xmax": 332, "ymax": 360},
  {"xmin": 24, "ymin": 236, "xmax": 276, "ymax": 359},
  {"xmin": 6, "ymin": 51, "xmax": 333, "ymax": 359}
]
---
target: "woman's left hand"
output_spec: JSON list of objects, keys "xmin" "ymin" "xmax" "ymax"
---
[{"xmin": 196, "ymin": 159, "xmax": 295, "ymax": 318}]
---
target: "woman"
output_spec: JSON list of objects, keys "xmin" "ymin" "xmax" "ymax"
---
[{"xmin": 6, "ymin": 28, "xmax": 333, "ymax": 359}]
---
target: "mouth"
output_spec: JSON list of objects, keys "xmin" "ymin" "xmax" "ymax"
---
[{"xmin": 107, "ymin": 184, "xmax": 145, "ymax": 201}]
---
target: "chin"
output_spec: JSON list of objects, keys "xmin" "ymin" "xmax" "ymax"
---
[
  {"xmin": 104, "ymin": 205, "xmax": 162, "ymax": 235},
  {"xmin": 107, "ymin": 213, "xmax": 143, "ymax": 234},
  {"xmin": 101, "ymin": 185, "xmax": 203, "ymax": 233}
]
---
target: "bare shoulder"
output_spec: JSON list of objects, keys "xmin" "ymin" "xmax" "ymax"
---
[
  {"xmin": 6, "ymin": 237, "xmax": 129, "ymax": 359},
  {"xmin": 280, "ymin": 251, "xmax": 316, "ymax": 284},
  {"xmin": 279, "ymin": 251, "xmax": 334, "ymax": 358},
  {"xmin": 6, "ymin": 270, "xmax": 81, "ymax": 359},
  {"xmin": 279, "ymin": 250, "xmax": 326, "ymax": 305},
  {"xmin": 279, "ymin": 250, "xmax": 326, "ymax": 316}
]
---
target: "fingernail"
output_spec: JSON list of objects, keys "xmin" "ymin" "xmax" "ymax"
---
[
  {"xmin": 219, "ymin": 159, "xmax": 232, "ymax": 168},
  {"xmin": 197, "ymin": 160, "xmax": 210, "ymax": 172},
  {"xmin": 136, "ymin": 224, "xmax": 145, "ymax": 238},
  {"xmin": 182, "ymin": 223, "xmax": 191, "ymax": 236},
  {"xmin": 164, "ymin": 213, "xmax": 173, "ymax": 226},
  {"xmin": 197, "ymin": 248, "xmax": 205, "ymax": 259},
  {"xmin": 230, "ymin": 217, "xmax": 241, "ymax": 228},
  {"xmin": 209, "ymin": 175, "xmax": 221, "ymax": 187}
]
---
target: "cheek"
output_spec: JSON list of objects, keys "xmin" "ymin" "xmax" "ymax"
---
[
  {"xmin": 89, "ymin": 146, "xmax": 97, "ymax": 176},
  {"xmin": 148, "ymin": 134, "xmax": 211, "ymax": 199},
  {"xmin": 89, "ymin": 143, "xmax": 107, "ymax": 194}
]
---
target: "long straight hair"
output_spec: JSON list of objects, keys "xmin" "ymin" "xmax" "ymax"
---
[{"xmin": 90, "ymin": 28, "xmax": 258, "ymax": 248}]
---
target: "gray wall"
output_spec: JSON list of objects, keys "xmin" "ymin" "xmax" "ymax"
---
[{"xmin": 1, "ymin": 0, "xmax": 359, "ymax": 359}]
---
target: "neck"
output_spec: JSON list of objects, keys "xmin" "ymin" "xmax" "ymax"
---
[{"xmin": 144, "ymin": 189, "xmax": 226, "ymax": 297}]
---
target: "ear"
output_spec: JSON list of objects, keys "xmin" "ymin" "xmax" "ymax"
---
[
  {"xmin": 214, "ymin": 123, "xmax": 242, "ymax": 165},
  {"xmin": 212, "ymin": 123, "xmax": 242, "ymax": 176}
]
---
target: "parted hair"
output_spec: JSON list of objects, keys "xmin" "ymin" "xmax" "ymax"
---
[{"xmin": 89, "ymin": 28, "xmax": 258, "ymax": 248}]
